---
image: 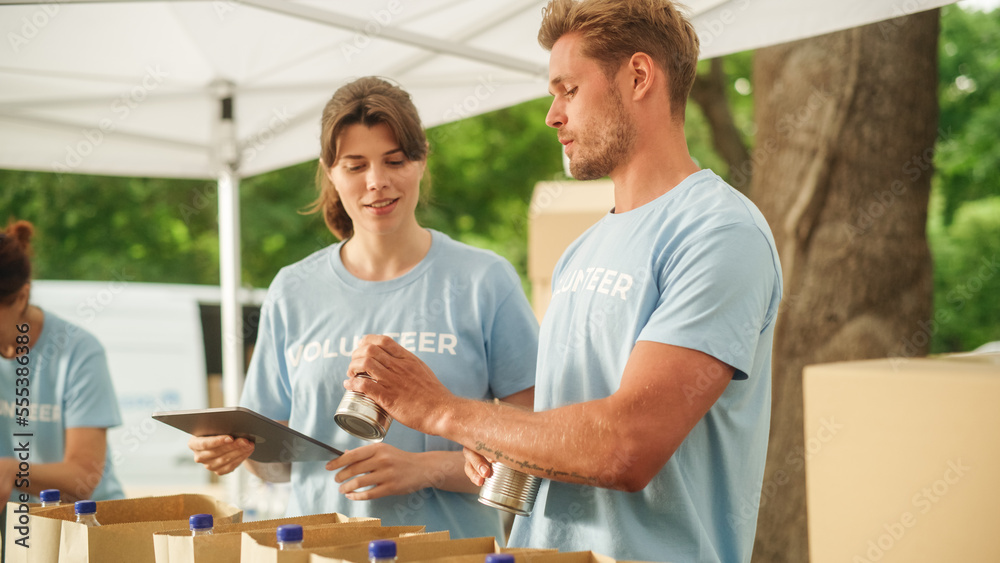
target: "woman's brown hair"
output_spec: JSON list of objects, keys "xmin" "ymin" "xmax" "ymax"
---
[
  {"xmin": 0, "ymin": 219, "xmax": 34, "ymax": 306},
  {"xmin": 307, "ymin": 76, "xmax": 428, "ymax": 240}
]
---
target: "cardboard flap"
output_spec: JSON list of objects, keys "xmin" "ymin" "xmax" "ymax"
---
[
  {"xmin": 38, "ymin": 494, "xmax": 241, "ymax": 526},
  {"xmin": 152, "ymin": 513, "xmax": 380, "ymax": 563},
  {"xmin": 309, "ymin": 535, "xmax": 494, "ymax": 563},
  {"xmin": 241, "ymin": 526, "xmax": 427, "ymax": 563}
]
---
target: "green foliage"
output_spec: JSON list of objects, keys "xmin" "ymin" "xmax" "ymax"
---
[
  {"xmin": 420, "ymin": 97, "xmax": 563, "ymax": 288},
  {"xmin": 686, "ymin": 51, "xmax": 755, "ymax": 180},
  {"xmin": 237, "ymin": 161, "xmax": 336, "ymax": 288},
  {"xmin": 1, "ymin": 169, "xmax": 221, "ymax": 284},
  {"xmin": 928, "ymin": 195, "xmax": 1000, "ymax": 352},
  {"xmin": 927, "ymin": 4, "xmax": 1000, "ymax": 352},
  {"xmin": 935, "ymin": 4, "xmax": 1000, "ymax": 225}
]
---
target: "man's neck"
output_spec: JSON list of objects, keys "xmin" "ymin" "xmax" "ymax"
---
[{"xmin": 610, "ymin": 132, "xmax": 701, "ymax": 214}]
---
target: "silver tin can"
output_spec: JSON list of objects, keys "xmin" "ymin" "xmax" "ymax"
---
[
  {"xmin": 334, "ymin": 374, "xmax": 392, "ymax": 442},
  {"xmin": 477, "ymin": 462, "xmax": 542, "ymax": 516}
]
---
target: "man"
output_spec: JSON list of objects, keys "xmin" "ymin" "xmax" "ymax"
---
[{"xmin": 345, "ymin": 0, "xmax": 782, "ymax": 560}]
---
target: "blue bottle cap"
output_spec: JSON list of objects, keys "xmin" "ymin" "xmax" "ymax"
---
[
  {"xmin": 485, "ymin": 555, "xmax": 515, "ymax": 563},
  {"xmin": 276, "ymin": 524, "xmax": 303, "ymax": 543},
  {"xmin": 74, "ymin": 500, "xmax": 96, "ymax": 515},
  {"xmin": 369, "ymin": 539, "xmax": 397, "ymax": 559},
  {"xmin": 40, "ymin": 489, "xmax": 60, "ymax": 503},
  {"xmin": 189, "ymin": 513, "xmax": 213, "ymax": 530}
]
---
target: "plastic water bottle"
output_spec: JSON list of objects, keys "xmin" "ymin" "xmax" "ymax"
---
[
  {"xmin": 189, "ymin": 513, "xmax": 214, "ymax": 536},
  {"xmin": 276, "ymin": 524, "xmax": 303, "ymax": 550},
  {"xmin": 369, "ymin": 539, "xmax": 397, "ymax": 563},
  {"xmin": 485, "ymin": 555, "xmax": 514, "ymax": 563},
  {"xmin": 39, "ymin": 489, "xmax": 60, "ymax": 507},
  {"xmin": 74, "ymin": 500, "xmax": 100, "ymax": 527}
]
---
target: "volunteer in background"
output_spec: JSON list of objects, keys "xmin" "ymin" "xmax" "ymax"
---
[
  {"xmin": 0, "ymin": 219, "xmax": 126, "ymax": 504},
  {"xmin": 188, "ymin": 76, "xmax": 538, "ymax": 541},
  {"xmin": 343, "ymin": 1, "xmax": 783, "ymax": 561}
]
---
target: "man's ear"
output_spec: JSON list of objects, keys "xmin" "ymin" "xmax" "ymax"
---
[{"xmin": 627, "ymin": 52, "xmax": 658, "ymax": 101}]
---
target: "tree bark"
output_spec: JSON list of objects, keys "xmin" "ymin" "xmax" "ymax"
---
[{"xmin": 750, "ymin": 11, "xmax": 940, "ymax": 562}]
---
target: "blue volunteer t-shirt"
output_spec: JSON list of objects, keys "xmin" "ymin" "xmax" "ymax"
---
[
  {"xmin": 1, "ymin": 311, "xmax": 125, "ymax": 502},
  {"xmin": 241, "ymin": 229, "xmax": 538, "ymax": 540},
  {"xmin": 509, "ymin": 170, "xmax": 782, "ymax": 562}
]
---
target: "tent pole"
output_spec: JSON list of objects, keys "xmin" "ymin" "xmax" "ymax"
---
[
  {"xmin": 215, "ymin": 81, "xmax": 246, "ymax": 508},
  {"xmin": 219, "ymin": 164, "xmax": 244, "ymax": 408}
]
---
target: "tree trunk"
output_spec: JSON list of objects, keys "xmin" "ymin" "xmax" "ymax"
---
[{"xmin": 750, "ymin": 11, "xmax": 940, "ymax": 562}]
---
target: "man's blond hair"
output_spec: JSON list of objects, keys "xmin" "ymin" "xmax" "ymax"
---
[{"xmin": 538, "ymin": 0, "xmax": 700, "ymax": 116}]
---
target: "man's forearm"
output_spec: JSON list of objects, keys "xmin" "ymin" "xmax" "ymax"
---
[{"xmin": 438, "ymin": 396, "xmax": 647, "ymax": 491}]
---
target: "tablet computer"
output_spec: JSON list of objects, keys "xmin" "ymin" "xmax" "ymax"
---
[{"xmin": 152, "ymin": 406, "xmax": 342, "ymax": 463}]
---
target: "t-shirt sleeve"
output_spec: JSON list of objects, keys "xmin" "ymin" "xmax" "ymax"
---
[
  {"xmin": 63, "ymin": 334, "xmax": 122, "ymax": 429},
  {"xmin": 485, "ymin": 261, "xmax": 539, "ymax": 399},
  {"xmin": 239, "ymin": 285, "xmax": 293, "ymax": 421},
  {"xmin": 637, "ymin": 222, "xmax": 778, "ymax": 380}
]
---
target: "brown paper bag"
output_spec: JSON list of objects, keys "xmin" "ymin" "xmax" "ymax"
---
[
  {"xmin": 3, "ymin": 502, "xmax": 65, "ymax": 563},
  {"xmin": 153, "ymin": 512, "xmax": 379, "ymax": 563},
  {"xmin": 240, "ymin": 525, "xmax": 428, "ymax": 563},
  {"xmin": 309, "ymin": 535, "xmax": 498, "ymax": 563},
  {"xmin": 52, "ymin": 494, "xmax": 241, "ymax": 563}
]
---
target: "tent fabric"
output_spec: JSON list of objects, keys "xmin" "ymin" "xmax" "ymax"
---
[{"xmin": 0, "ymin": 0, "xmax": 955, "ymax": 180}]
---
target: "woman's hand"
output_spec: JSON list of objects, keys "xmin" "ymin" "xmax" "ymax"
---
[
  {"xmin": 188, "ymin": 435, "xmax": 255, "ymax": 475},
  {"xmin": 326, "ymin": 443, "xmax": 472, "ymax": 500}
]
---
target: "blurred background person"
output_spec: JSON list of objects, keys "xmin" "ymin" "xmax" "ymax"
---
[{"xmin": 0, "ymin": 219, "xmax": 125, "ymax": 506}]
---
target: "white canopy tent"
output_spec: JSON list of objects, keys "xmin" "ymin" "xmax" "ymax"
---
[{"xmin": 0, "ymin": 0, "xmax": 958, "ymax": 416}]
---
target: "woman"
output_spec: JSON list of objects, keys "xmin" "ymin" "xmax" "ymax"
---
[
  {"xmin": 189, "ymin": 77, "xmax": 538, "ymax": 540},
  {"xmin": 0, "ymin": 220, "xmax": 125, "ymax": 504}
]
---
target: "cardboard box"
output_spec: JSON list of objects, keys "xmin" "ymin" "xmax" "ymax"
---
[
  {"xmin": 527, "ymin": 180, "xmax": 613, "ymax": 320},
  {"xmin": 804, "ymin": 356, "xmax": 1000, "ymax": 562},
  {"xmin": 240, "ymin": 525, "xmax": 428, "ymax": 563},
  {"xmin": 153, "ymin": 512, "xmax": 378, "ymax": 563},
  {"xmin": 51, "ymin": 494, "xmax": 241, "ymax": 563}
]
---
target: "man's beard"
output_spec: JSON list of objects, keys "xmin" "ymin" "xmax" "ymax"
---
[{"xmin": 569, "ymin": 86, "xmax": 636, "ymax": 181}]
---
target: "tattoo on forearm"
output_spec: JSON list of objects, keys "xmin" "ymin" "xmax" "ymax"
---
[{"xmin": 474, "ymin": 441, "xmax": 599, "ymax": 484}]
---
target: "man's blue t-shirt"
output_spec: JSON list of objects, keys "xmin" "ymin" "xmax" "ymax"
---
[
  {"xmin": 509, "ymin": 170, "xmax": 782, "ymax": 562},
  {"xmin": 241, "ymin": 229, "xmax": 538, "ymax": 540},
  {"xmin": 1, "ymin": 311, "xmax": 125, "ymax": 502}
]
